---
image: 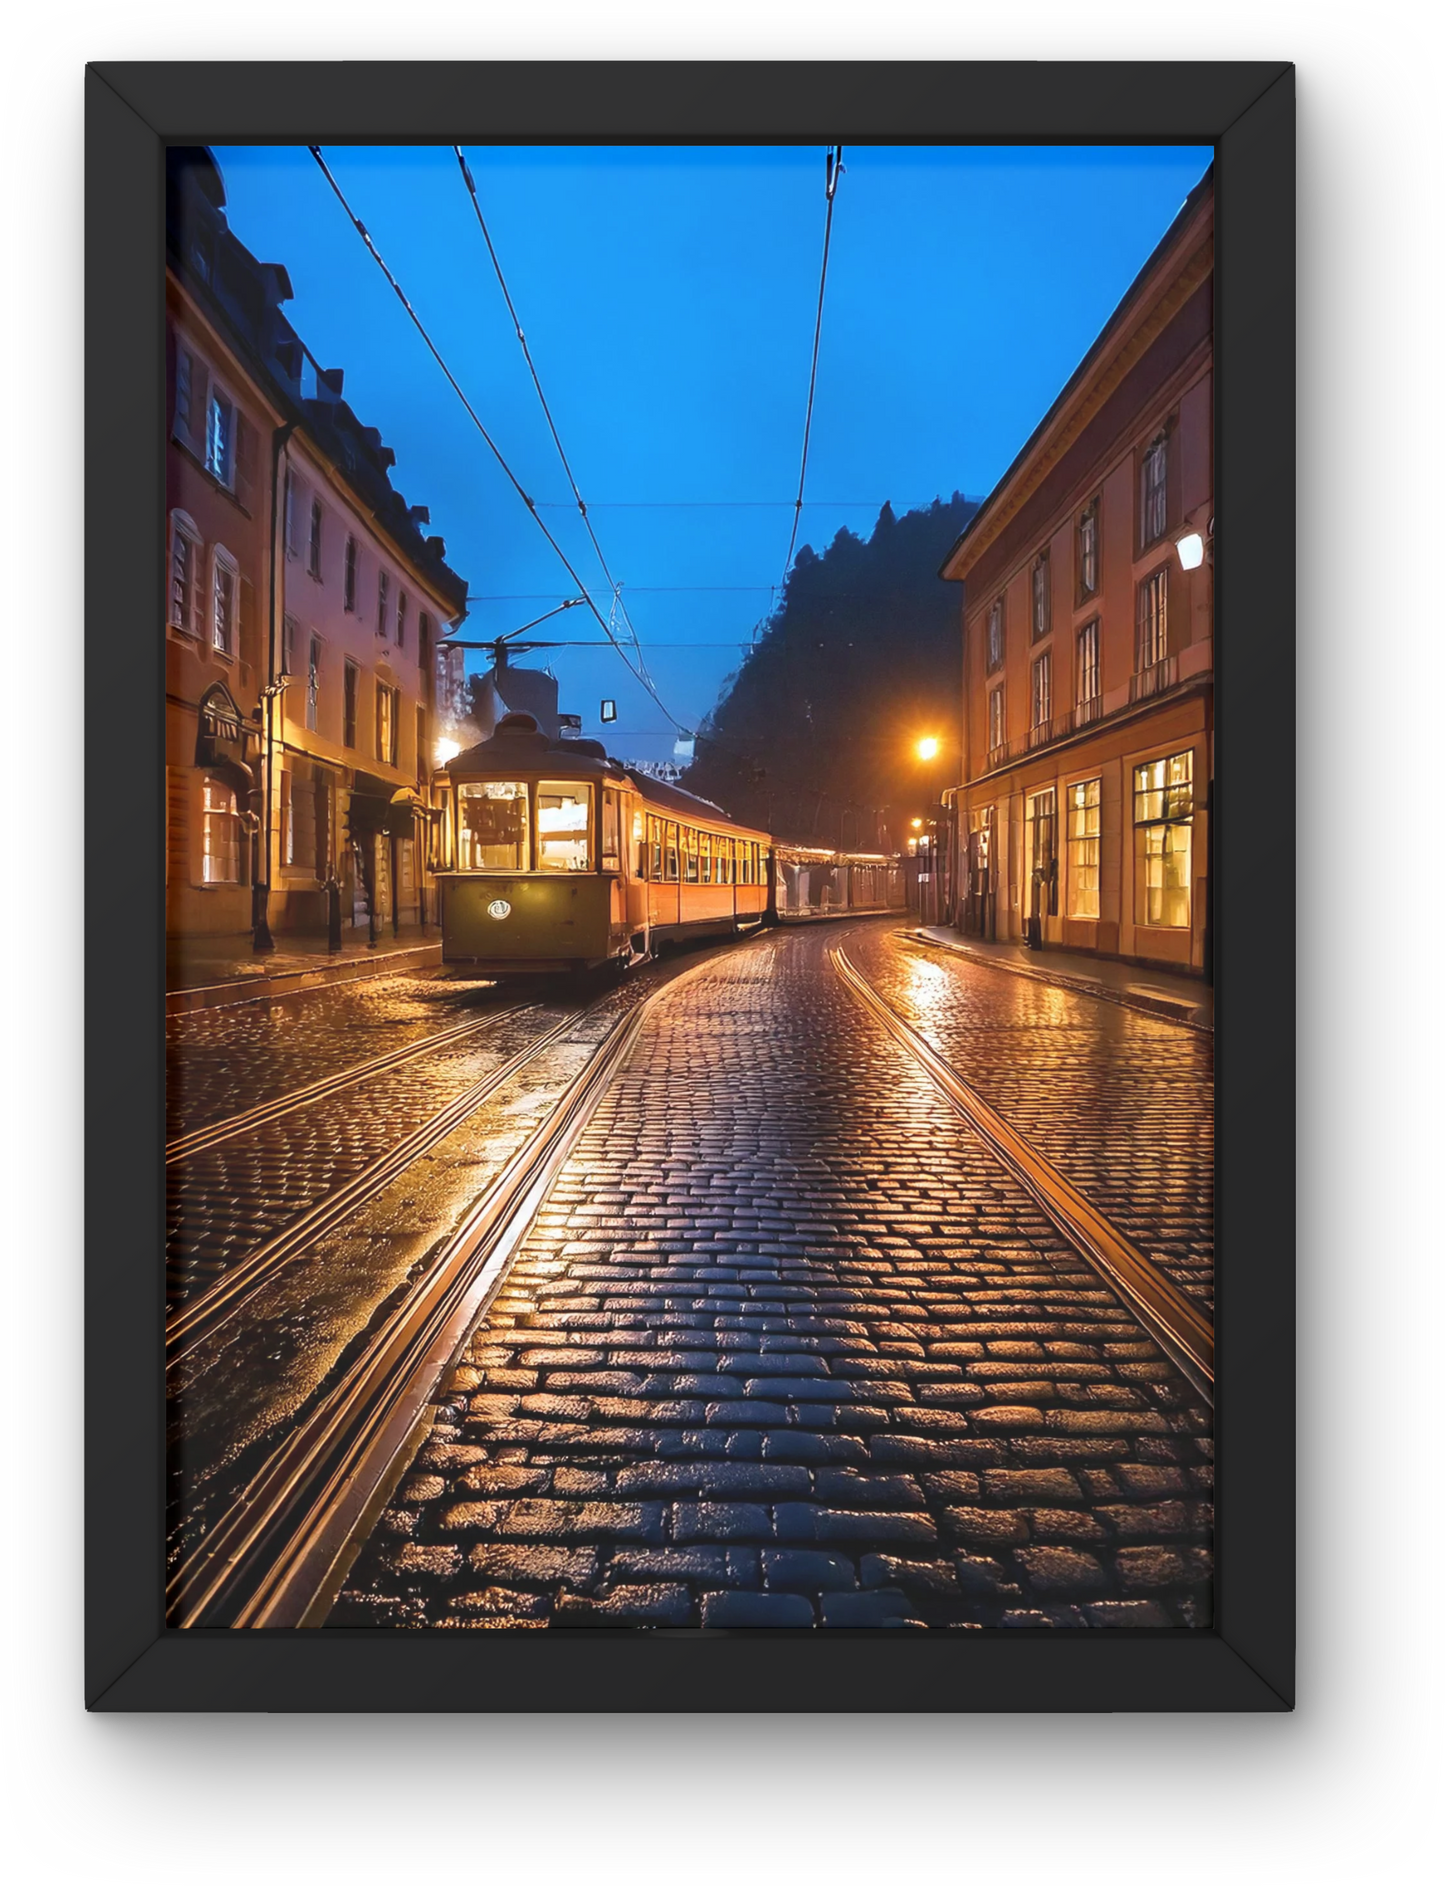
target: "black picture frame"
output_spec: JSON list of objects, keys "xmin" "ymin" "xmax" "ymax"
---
[{"xmin": 87, "ymin": 59, "xmax": 1294, "ymax": 1712}]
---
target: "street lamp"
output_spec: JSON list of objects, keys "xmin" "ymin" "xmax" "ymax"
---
[
  {"xmin": 915, "ymin": 735, "xmax": 941, "ymax": 762},
  {"xmin": 434, "ymin": 736, "xmax": 461, "ymax": 766},
  {"xmin": 1175, "ymin": 531, "xmax": 1205, "ymax": 570}
]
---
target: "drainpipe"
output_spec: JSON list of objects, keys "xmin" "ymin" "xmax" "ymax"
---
[{"xmin": 252, "ymin": 419, "xmax": 297, "ymax": 953}]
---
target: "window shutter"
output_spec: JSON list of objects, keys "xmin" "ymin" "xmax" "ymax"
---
[{"xmin": 234, "ymin": 414, "xmax": 259, "ymax": 514}]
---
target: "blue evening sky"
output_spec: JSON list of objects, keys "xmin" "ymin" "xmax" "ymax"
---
[{"xmin": 213, "ymin": 143, "xmax": 1211, "ymax": 763}]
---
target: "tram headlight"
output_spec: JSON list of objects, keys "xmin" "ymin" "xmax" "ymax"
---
[{"xmin": 487, "ymin": 898, "xmax": 512, "ymax": 921}]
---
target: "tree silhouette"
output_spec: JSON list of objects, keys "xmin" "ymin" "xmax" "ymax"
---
[{"xmin": 682, "ymin": 494, "xmax": 977, "ymax": 850}]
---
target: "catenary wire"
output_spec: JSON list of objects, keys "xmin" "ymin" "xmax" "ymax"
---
[{"xmin": 778, "ymin": 147, "xmax": 844, "ymax": 610}]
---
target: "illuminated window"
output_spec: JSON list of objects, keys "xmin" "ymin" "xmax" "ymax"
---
[
  {"xmin": 201, "ymin": 778, "xmax": 241, "ymax": 883},
  {"xmin": 1076, "ymin": 619, "xmax": 1101, "ymax": 706},
  {"xmin": 602, "ymin": 790, "xmax": 621, "ymax": 871},
  {"xmin": 1078, "ymin": 499, "xmax": 1099, "ymax": 599},
  {"xmin": 538, "ymin": 781, "xmax": 593, "ymax": 871},
  {"xmin": 168, "ymin": 511, "xmax": 202, "ymax": 635},
  {"xmin": 1031, "ymin": 650, "xmax": 1052, "ymax": 730},
  {"xmin": 457, "ymin": 780, "xmax": 529, "ymax": 871},
  {"xmin": 1025, "ymin": 788, "xmax": 1059, "ymax": 919},
  {"xmin": 376, "ymin": 682, "xmax": 397, "ymax": 766},
  {"xmin": 205, "ymin": 387, "xmax": 234, "ymax": 487},
  {"xmin": 1138, "ymin": 566, "xmax": 1169, "ymax": 670},
  {"xmin": 1031, "ymin": 553, "xmax": 1050, "ymax": 640},
  {"xmin": 717, "ymin": 837, "xmax": 732, "ymax": 885},
  {"xmin": 986, "ymin": 598, "xmax": 1005, "ymax": 671},
  {"xmin": 1133, "ymin": 751, "xmax": 1193, "ymax": 928},
  {"xmin": 1141, "ymin": 432, "xmax": 1168, "ymax": 546},
  {"xmin": 700, "ymin": 832, "xmax": 713, "ymax": 884},
  {"xmin": 1067, "ymin": 778, "xmax": 1101, "ymax": 918},
  {"xmin": 683, "ymin": 826, "xmax": 700, "ymax": 884},
  {"xmin": 665, "ymin": 821, "xmax": 679, "ymax": 882},
  {"xmin": 988, "ymin": 684, "xmax": 1006, "ymax": 755},
  {"xmin": 211, "ymin": 550, "xmax": 237, "ymax": 656}
]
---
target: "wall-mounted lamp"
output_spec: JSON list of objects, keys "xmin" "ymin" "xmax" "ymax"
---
[{"xmin": 1176, "ymin": 530, "xmax": 1206, "ymax": 571}]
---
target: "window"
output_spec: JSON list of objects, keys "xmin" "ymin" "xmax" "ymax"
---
[
  {"xmin": 538, "ymin": 781, "xmax": 593, "ymax": 871},
  {"xmin": 283, "ymin": 471, "xmax": 298, "ymax": 558},
  {"xmin": 988, "ymin": 684, "xmax": 1006, "ymax": 755},
  {"xmin": 717, "ymin": 837, "xmax": 732, "ymax": 885},
  {"xmin": 1138, "ymin": 566, "xmax": 1169, "ymax": 671},
  {"xmin": 205, "ymin": 387, "xmax": 234, "ymax": 487},
  {"xmin": 632, "ymin": 809, "xmax": 646, "ymax": 877},
  {"xmin": 307, "ymin": 636, "xmax": 321, "ymax": 733},
  {"xmin": 418, "ymin": 612, "xmax": 432, "ymax": 684},
  {"xmin": 601, "ymin": 790, "xmax": 621, "ymax": 871},
  {"xmin": 1141, "ymin": 432, "xmax": 1168, "ymax": 546},
  {"xmin": 648, "ymin": 815, "xmax": 663, "ymax": 880},
  {"xmin": 201, "ymin": 778, "xmax": 242, "ymax": 883},
  {"xmin": 1031, "ymin": 553, "xmax": 1050, "ymax": 640},
  {"xmin": 1076, "ymin": 619, "xmax": 1101, "ymax": 706},
  {"xmin": 396, "ymin": 590, "xmax": 408, "ymax": 651},
  {"xmin": 1031, "ymin": 651, "xmax": 1052, "ymax": 730},
  {"xmin": 343, "ymin": 660, "xmax": 359, "ymax": 748},
  {"xmin": 168, "ymin": 511, "xmax": 202, "ymax": 635},
  {"xmin": 376, "ymin": 682, "xmax": 398, "ymax": 766},
  {"xmin": 1025, "ymin": 787, "xmax": 1059, "ymax": 919},
  {"xmin": 343, "ymin": 536, "xmax": 357, "ymax": 612},
  {"xmin": 1133, "ymin": 750, "xmax": 1194, "ymax": 928},
  {"xmin": 737, "ymin": 840, "xmax": 751, "ymax": 887},
  {"xmin": 986, "ymin": 598, "xmax": 1005, "ymax": 672},
  {"xmin": 282, "ymin": 613, "xmax": 297, "ymax": 680},
  {"xmin": 378, "ymin": 570, "xmax": 390, "ymax": 640},
  {"xmin": 665, "ymin": 821, "xmax": 680, "ymax": 882},
  {"xmin": 457, "ymin": 780, "xmax": 528, "ymax": 871},
  {"xmin": 174, "ymin": 346, "xmax": 197, "ymax": 445},
  {"xmin": 699, "ymin": 832, "xmax": 713, "ymax": 884},
  {"xmin": 416, "ymin": 704, "xmax": 427, "ymax": 780},
  {"xmin": 1078, "ymin": 498, "xmax": 1099, "ymax": 599},
  {"xmin": 211, "ymin": 550, "xmax": 237, "ymax": 656},
  {"xmin": 280, "ymin": 771, "xmax": 295, "ymax": 866},
  {"xmin": 308, "ymin": 498, "xmax": 323, "ymax": 578},
  {"xmin": 1067, "ymin": 779, "xmax": 1101, "ymax": 918},
  {"xmin": 683, "ymin": 826, "xmax": 700, "ymax": 884}
]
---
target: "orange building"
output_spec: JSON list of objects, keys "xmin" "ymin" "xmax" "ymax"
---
[
  {"xmin": 164, "ymin": 148, "xmax": 468, "ymax": 950},
  {"xmin": 941, "ymin": 169, "xmax": 1214, "ymax": 977}
]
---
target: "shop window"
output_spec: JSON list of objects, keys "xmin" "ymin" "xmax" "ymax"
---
[
  {"xmin": 457, "ymin": 781, "xmax": 528, "ymax": 870},
  {"xmin": 1067, "ymin": 778, "xmax": 1101, "ymax": 918},
  {"xmin": 1133, "ymin": 751, "xmax": 1193, "ymax": 928},
  {"xmin": 201, "ymin": 778, "xmax": 242, "ymax": 884},
  {"xmin": 1025, "ymin": 788, "xmax": 1059, "ymax": 919},
  {"xmin": 538, "ymin": 781, "xmax": 593, "ymax": 871}
]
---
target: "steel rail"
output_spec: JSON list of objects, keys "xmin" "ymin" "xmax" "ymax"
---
[
  {"xmin": 166, "ymin": 960, "xmax": 704, "ymax": 1629},
  {"xmin": 830, "ymin": 946, "xmax": 1214, "ymax": 1404},
  {"xmin": 164, "ymin": 1000, "xmax": 605, "ymax": 1359},
  {"xmin": 165, "ymin": 1001, "xmax": 534, "ymax": 1165}
]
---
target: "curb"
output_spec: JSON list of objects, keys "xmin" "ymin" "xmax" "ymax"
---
[
  {"xmin": 901, "ymin": 929, "xmax": 1212, "ymax": 1033},
  {"xmin": 166, "ymin": 942, "xmax": 443, "ymax": 1017}
]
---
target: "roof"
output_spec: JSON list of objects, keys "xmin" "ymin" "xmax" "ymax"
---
[{"xmin": 938, "ymin": 165, "xmax": 1214, "ymax": 585}]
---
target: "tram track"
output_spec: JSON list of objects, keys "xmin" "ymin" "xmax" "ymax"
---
[
  {"xmin": 166, "ymin": 947, "xmax": 723, "ymax": 1630},
  {"xmin": 831, "ymin": 944, "xmax": 1214, "ymax": 1404},
  {"xmin": 166, "ymin": 999, "xmax": 535, "ymax": 1164}
]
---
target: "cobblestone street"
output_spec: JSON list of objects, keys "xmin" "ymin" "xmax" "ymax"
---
[{"xmin": 333, "ymin": 919, "xmax": 1214, "ymax": 1630}]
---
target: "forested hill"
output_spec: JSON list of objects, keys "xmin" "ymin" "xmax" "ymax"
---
[{"xmin": 680, "ymin": 494, "xmax": 978, "ymax": 850}]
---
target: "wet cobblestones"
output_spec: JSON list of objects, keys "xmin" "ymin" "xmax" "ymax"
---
[
  {"xmin": 852, "ymin": 932, "xmax": 1215, "ymax": 1308},
  {"xmin": 166, "ymin": 973, "xmax": 502, "ymax": 1140},
  {"xmin": 334, "ymin": 921, "xmax": 1213, "ymax": 1631}
]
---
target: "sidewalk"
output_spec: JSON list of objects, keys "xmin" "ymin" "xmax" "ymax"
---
[
  {"xmin": 166, "ymin": 925, "xmax": 445, "ymax": 1016},
  {"xmin": 907, "ymin": 925, "xmax": 1212, "ymax": 1030}
]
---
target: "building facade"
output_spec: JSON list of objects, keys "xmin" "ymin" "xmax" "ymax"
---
[
  {"xmin": 165, "ymin": 148, "xmax": 468, "ymax": 948},
  {"xmin": 941, "ymin": 170, "xmax": 1214, "ymax": 977}
]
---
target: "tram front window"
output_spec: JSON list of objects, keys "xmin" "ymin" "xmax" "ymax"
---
[
  {"xmin": 457, "ymin": 780, "xmax": 528, "ymax": 870},
  {"xmin": 537, "ymin": 781, "xmax": 593, "ymax": 871}
]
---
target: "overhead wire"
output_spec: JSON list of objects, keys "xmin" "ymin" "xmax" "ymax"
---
[{"xmin": 307, "ymin": 144, "xmax": 689, "ymax": 734}]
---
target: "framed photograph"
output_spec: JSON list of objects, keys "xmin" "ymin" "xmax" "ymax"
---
[{"xmin": 88, "ymin": 59, "xmax": 1293, "ymax": 1711}]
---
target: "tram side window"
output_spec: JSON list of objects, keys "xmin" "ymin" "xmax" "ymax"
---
[
  {"xmin": 717, "ymin": 837, "xmax": 732, "ymax": 885},
  {"xmin": 751, "ymin": 842, "xmax": 761, "ymax": 885},
  {"xmin": 700, "ymin": 833, "xmax": 713, "ymax": 884},
  {"xmin": 601, "ymin": 789, "xmax": 621, "ymax": 871},
  {"xmin": 538, "ymin": 781, "xmax": 593, "ymax": 871},
  {"xmin": 684, "ymin": 826, "xmax": 700, "ymax": 884},
  {"xmin": 649, "ymin": 815, "xmax": 663, "ymax": 880},
  {"xmin": 665, "ymin": 821, "xmax": 680, "ymax": 882},
  {"xmin": 457, "ymin": 781, "xmax": 528, "ymax": 870},
  {"xmin": 737, "ymin": 841, "xmax": 751, "ymax": 887},
  {"xmin": 633, "ymin": 808, "xmax": 647, "ymax": 878}
]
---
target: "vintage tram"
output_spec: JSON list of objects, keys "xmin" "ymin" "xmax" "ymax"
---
[{"xmin": 432, "ymin": 713, "xmax": 771, "ymax": 973}]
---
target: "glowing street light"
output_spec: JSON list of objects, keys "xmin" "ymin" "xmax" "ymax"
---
[
  {"xmin": 910, "ymin": 817, "xmax": 923, "ymax": 830},
  {"xmin": 434, "ymin": 736, "xmax": 462, "ymax": 766},
  {"xmin": 1176, "ymin": 530, "xmax": 1205, "ymax": 570},
  {"xmin": 915, "ymin": 736, "xmax": 941, "ymax": 762}
]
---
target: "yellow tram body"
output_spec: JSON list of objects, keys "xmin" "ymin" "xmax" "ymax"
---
[{"xmin": 433, "ymin": 713, "xmax": 771, "ymax": 973}]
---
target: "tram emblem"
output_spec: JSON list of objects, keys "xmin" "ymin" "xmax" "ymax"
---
[{"xmin": 487, "ymin": 898, "xmax": 512, "ymax": 920}]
